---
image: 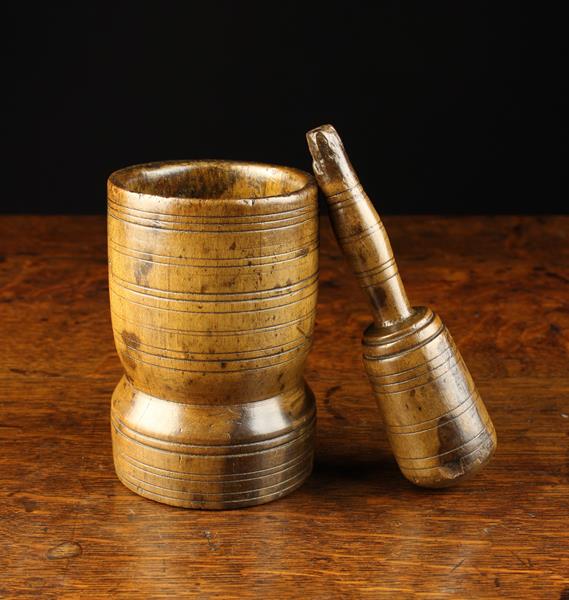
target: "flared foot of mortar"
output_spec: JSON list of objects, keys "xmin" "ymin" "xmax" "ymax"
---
[{"xmin": 111, "ymin": 377, "xmax": 316, "ymax": 509}]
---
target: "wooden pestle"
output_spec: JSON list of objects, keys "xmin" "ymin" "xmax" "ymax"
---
[{"xmin": 307, "ymin": 124, "xmax": 497, "ymax": 487}]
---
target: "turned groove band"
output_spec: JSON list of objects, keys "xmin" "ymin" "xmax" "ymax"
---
[{"xmin": 109, "ymin": 238, "xmax": 320, "ymax": 267}]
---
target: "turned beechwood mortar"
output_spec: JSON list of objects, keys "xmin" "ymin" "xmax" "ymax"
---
[{"xmin": 108, "ymin": 161, "xmax": 318, "ymax": 509}]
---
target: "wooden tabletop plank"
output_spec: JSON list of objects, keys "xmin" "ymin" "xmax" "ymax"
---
[{"xmin": 1, "ymin": 215, "xmax": 568, "ymax": 598}]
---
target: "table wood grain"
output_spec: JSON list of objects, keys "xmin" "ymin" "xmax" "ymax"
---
[{"xmin": 1, "ymin": 215, "xmax": 568, "ymax": 599}]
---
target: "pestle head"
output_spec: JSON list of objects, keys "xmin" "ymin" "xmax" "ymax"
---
[{"xmin": 363, "ymin": 307, "xmax": 497, "ymax": 488}]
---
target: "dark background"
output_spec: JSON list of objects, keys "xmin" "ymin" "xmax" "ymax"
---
[{"xmin": 8, "ymin": 2, "xmax": 568, "ymax": 214}]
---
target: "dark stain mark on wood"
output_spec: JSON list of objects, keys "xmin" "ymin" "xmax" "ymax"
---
[
  {"xmin": 368, "ymin": 286, "xmax": 388, "ymax": 310},
  {"xmin": 20, "ymin": 498, "xmax": 38, "ymax": 512},
  {"xmin": 134, "ymin": 258, "xmax": 153, "ymax": 286},
  {"xmin": 437, "ymin": 413, "xmax": 465, "ymax": 473},
  {"xmin": 121, "ymin": 331, "xmax": 141, "ymax": 350},
  {"xmin": 324, "ymin": 385, "xmax": 346, "ymax": 421},
  {"xmin": 9, "ymin": 368, "xmax": 61, "ymax": 378},
  {"xmin": 545, "ymin": 271, "xmax": 569, "ymax": 285},
  {"xmin": 119, "ymin": 331, "xmax": 140, "ymax": 372},
  {"xmin": 450, "ymin": 558, "xmax": 464, "ymax": 572},
  {"xmin": 321, "ymin": 278, "xmax": 340, "ymax": 288},
  {"xmin": 326, "ymin": 385, "xmax": 342, "ymax": 398}
]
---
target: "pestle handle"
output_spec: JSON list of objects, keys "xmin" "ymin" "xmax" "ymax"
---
[{"xmin": 306, "ymin": 124, "xmax": 412, "ymax": 326}]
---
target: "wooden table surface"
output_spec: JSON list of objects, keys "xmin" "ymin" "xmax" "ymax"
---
[{"xmin": 1, "ymin": 215, "xmax": 568, "ymax": 599}]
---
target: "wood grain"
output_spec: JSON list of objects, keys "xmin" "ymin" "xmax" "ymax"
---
[{"xmin": 1, "ymin": 215, "xmax": 568, "ymax": 598}]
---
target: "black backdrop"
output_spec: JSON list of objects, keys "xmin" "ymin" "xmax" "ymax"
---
[{"xmin": 9, "ymin": 2, "xmax": 568, "ymax": 214}]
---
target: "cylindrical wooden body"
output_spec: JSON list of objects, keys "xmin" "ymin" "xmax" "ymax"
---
[{"xmin": 107, "ymin": 160, "xmax": 318, "ymax": 508}]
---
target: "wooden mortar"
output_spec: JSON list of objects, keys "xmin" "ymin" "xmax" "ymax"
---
[{"xmin": 108, "ymin": 160, "xmax": 318, "ymax": 508}]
